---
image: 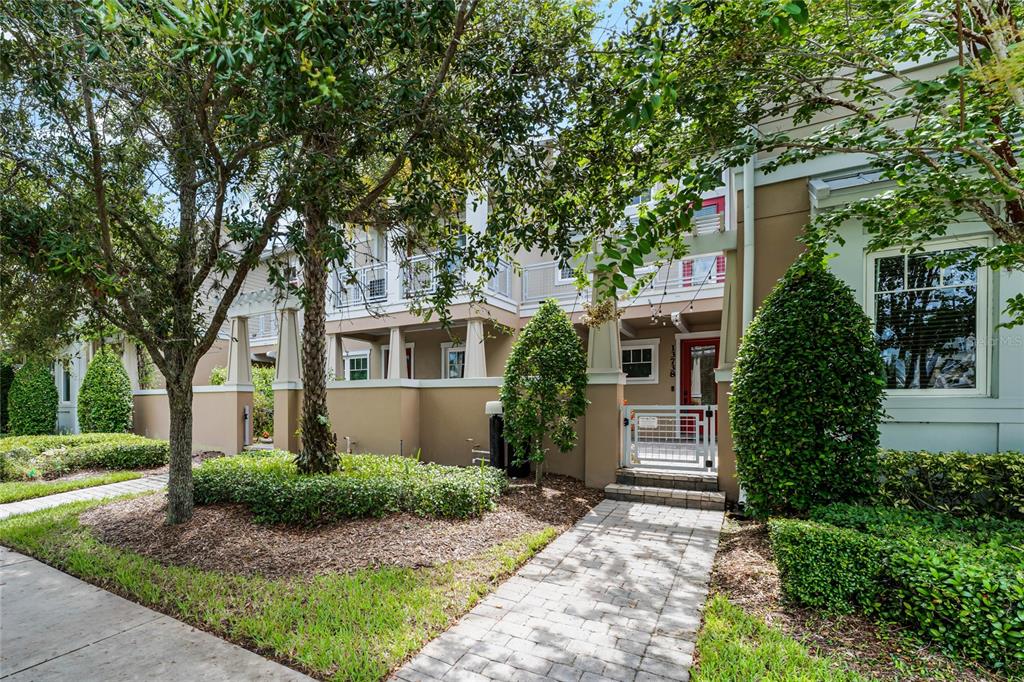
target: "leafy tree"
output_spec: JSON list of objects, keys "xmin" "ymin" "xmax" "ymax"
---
[
  {"xmin": 0, "ymin": 2, "xmax": 295, "ymax": 522},
  {"xmin": 500, "ymin": 299, "xmax": 588, "ymax": 485},
  {"xmin": 7, "ymin": 359, "xmax": 58, "ymax": 436},
  {"xmin": 78, "ymin": 347, "xmax": 133, "ymax": 433},
  {"xmin": 0, "ymin": 359, "xmax": 14, "ymax": 434},
  {"xmin": 730, "ymin": 256, "xmax": 886, "ymax": 518},
  {"xmin": 523, "ymin": 0, "xmax": 1024, "ymax": 324},
  {"xmin": 231, "ymin": 0, "xmax": 596, "ymax": 472}
]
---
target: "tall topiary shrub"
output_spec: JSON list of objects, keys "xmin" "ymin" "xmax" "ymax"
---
[
  {"xmin": 7, "ymin": 359, "xmax": 58, "ymax": 435},
  {"xmin": 730, "ymin": 255, "xmax": 886, "ymax": 517},
  {"xmin": 0, "ymin": 358, "xmax": 14, "ymax": 433},
  {"xmin": 501, "ymin": 299, "xmax": 588, "ymax": 485},
  {"xmin": 78, "ymin": 347, "xmax": 133, "ymax": 433}
]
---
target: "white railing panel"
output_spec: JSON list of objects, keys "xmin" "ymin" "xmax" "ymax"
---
[
  {"xmin": 335, "ymin": 263, "xmax": 388, "ymax": 309},
  {"xmin": 622, "ymin": 404, "xmax": 718, "ymax": 471}
]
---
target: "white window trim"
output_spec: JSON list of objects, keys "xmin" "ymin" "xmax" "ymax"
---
[
  {"xmin": 864, "ymin": 236, "xmax": 990, "ymax": 398},
  {"xmin": 343, "ymin": 350, "xmax": 370, "ymax": 381},
  {"xmin": 440, "ymin": 341, "xmax": 467, "ymax": 380},
  {"xmin": 555, "ymin": 263, "xmax": 576, "ymax": 285},
  {"xmin": 621, "ymin": 338, "xmax": 660, "ymax": 385},
  {"xmin": 381, "ymin": 342, "xmax": 415, "ymax": 379}
]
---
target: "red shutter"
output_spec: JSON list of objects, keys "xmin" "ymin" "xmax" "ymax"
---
[
  {"xmin": 682, "ymin": 260, "xmax": 693, "ymax": 287},
  {"xmin": 715, "ymin": 254, "xmax": 726, "ymax": 283}
]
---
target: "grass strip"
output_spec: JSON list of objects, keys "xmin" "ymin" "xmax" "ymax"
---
[
  {"xmin": 0, "ymin": 472, "xmax": 142, "ymax": 504},
  {"xmin": 693, "ymin": 595, "xmax": 868, "ymax": 682},
  {"xmin": 0, "ymin": 500, "xmax": 556, "ymax": 681}
]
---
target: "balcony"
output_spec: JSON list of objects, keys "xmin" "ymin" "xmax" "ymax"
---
[{"xmin": 334, "ymin": 263, "xmax": 388, "ymax": 309}]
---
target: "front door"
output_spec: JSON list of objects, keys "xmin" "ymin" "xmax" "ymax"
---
[{"xmin": 680, "ymin": 338, "xmax": 719, "ymax": 441}]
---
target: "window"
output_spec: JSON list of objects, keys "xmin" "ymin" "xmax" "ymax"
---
[
  {"xmin": 621, "ymin": 340, "xmax": 659, "ymax": 384},
  {"xmin": 442, "ymin": 343, "xmax": 466, "ymax": 379},
  {"xmin": 344, "ymin": 352, "xmax": 369, "ymax": 381},
  {"xmin": 868, "ymin": 241, "xmax": 987, "ymax": 394},
  {"xmin": 381, "ymin": 344, "xmax": 415, "ymax": 379},
  {"xmin": 556, "ymin": 262, "xmax": 575, "ymax": 284}
]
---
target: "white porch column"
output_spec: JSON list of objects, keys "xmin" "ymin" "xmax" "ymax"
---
[
  {"xmin": 121, "ymin": 339, "xmax": 140, "ymax": 391},
  {"xmin": 275, "ymin": 307, "xmax": 303, "ymax": 384},
  {"xmin": 464, "ymin": 318, "xmax": 487, "ymax": 378},
  {"xmin": 587, "ymin": 302, "xmax": 622, "ymax": 373},
  {"xmin": 387, "ymin": 326, "xmax": 407, "ymax": 379},
  {"xmin": 225, "ymin": 316, "xmax": 252, "ymax": 385},
  {"xmin": 327, "ymin": 333, "xmax": 344, "ymax": 381},
  {"xmin": 369, "ymin": 340, "xmax": 383, "ymax": 379}
]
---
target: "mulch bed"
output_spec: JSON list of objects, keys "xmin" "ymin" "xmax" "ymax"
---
[
  {"xmin": 709, "ymin": 516, "xmax": 1003, "ymax": 682},
  {"xmin": 81, "ymin": 474, "xmax": 603, "ymax": 579}
]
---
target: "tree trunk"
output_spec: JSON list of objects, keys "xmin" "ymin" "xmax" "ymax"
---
[
  {"xmin": 296, "ymin": 198, "xmax": 337, "ymax": 474},
  {"xmin": 165, "ymin": 381, "xmax": 194, "ymax": 524}
]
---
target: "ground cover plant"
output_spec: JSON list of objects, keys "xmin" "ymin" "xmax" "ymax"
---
[
  {"xmin": 699, "ymin": 516, "xmax": 1003, "ymax": 682},
  {"xmin": 0, "ymin": 433, "xmax": 168, "ymax": 481},
  {"xmin": 0, "ymin": 471, "xmax": 141, "ymax": 504},
  {"xmin": 193, "ymin": 451, "xmax": 508, "ymax": 524},
  {"xmin": 693, "ymin": 595, "xmax": 867, "ymax": 682},
  {"xmin": 0, "ymin": 499, "xmax": 556, "ymax": 682},
  {"xmin": 770, "ymin": 505, "xmax": 1024, "ymax": 675}
]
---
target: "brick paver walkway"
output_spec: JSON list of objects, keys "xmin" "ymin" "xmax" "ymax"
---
[
  {"xmin": 0, "ymin": 474, "xmax": 169, "ymax": 520},
  {"xmin": 392, "ymin": 499, "xmax": 724, "ymax": 682}
]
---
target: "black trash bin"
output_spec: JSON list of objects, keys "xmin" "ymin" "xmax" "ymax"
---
[{"xmin": 485, "ymin": 400, "xmax": 530, "ymax": 479}]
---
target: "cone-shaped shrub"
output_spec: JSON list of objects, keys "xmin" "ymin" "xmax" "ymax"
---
[
  {"xmin": 78, "ymin": 347, "xmax": 133, "ymax": 433},
  {"xmin": 730, "ymin": 255, "xmax": 885, "ymax": 517},
  {"xmin": 7, "ymin": 359, "xmax": 58, "ymax": 435}
]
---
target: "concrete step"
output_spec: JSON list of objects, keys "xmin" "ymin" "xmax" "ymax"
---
[
  {"xmin": 604, "ymin": 483, "xmax": 726, "ymax": 510},
  {"xmin": 615, "ymin": 467, "xmax": 719, "ymax": 492}
]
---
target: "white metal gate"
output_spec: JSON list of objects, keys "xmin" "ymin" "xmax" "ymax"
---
[{"xmin": 622, "ymin": 404, "xmax": 718, "ymax": 471}]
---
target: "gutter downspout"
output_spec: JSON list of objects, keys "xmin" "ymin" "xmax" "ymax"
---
[{"xmin": 741, "ymin": 153, "xmax": 755, "ymax": 332}]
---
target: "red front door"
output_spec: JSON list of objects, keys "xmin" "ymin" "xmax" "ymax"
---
[{"xmin": 680, "ymin": 338, "xmax": 720, "ymax": 439}]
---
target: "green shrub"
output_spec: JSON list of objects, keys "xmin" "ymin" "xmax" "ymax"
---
[
  {"xmin": 501, "ymin": 299, "xmax": 588, "ymax": 484},
  {"xmin": 770, "ymin": 505, "xmax": 1024, "ymax": 674},
  {"xmin": 768, "ymin": 519, "xmax": 887, "ymax": 613},
  {"xmin": 194, "ymin": 452, "xmax": 508, "ymax": 523},
  {"xmin": 0, "ymin": 359, "xmax": 14, "ymax": 433},
  {"xmin": 876, "ymin": 449, "xmax": 1024, "ymax": 519},
  {"xmin": 7, "ymin": 359, "xmax": 58, "ymax": 436},
  {"xmin": 78, "ymin": 347, "xmax": 133, "ymax": 433},
  {"xmin": 209, "ymin": 366, "xmax": 227, "ymax": 385},
  {"xmin": 0, "ymin": 433, "xmax": 168, "ymax": 480},
  {"xmin": 730, "ymin": 256, "xmax": 885, "ymax": 518}
]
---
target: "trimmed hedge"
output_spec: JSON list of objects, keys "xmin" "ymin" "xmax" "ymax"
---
[
  {"xmin": 770, "ymin": 505, "xmax": 1024, "ymax": 675},
  {"xmin": 78, "ymin": 347, "xmax": 133, "ymax": 433},
  {"xmin": 0, "ymin": 433, "xmax": 168, "ymax": 480},
  {"xmin": 194, "ymin": 452, "xmax": 508, "ymax": 523},
  {"xmin": 730, "ymin": 257, "xmax": 885, "ymax": 518},
  {"xmin": 876, "ymin": 449, "xmax": 1024, "ymax": 519},
  {"xmin": 7, "ymin": 359, "xmax": 58, "ymax": 436}
]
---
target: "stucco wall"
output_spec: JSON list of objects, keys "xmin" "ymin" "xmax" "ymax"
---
[{"xmin": 132, "ymin": 388, "xmax": 252, "ymax": 454}]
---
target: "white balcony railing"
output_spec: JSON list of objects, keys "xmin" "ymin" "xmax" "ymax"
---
[
  {"xmin": 485, "ymin": 259, "xmax": 512, "ymax": 298},
  {"xmin": 693, "ymin": 212, "xmax": 725, "ymax": 235},
  {"xmin": 334, "ymin": 263, "xmax": 388, "ymax": 309},
  {"xmin": 522, "ymin": 261, "xmax": 590, "ymax": 303}
]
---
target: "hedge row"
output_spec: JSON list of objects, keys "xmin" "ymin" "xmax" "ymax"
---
[
  {"xmin": 194, "ymin": 452, "xmax": 509, "ymax": 523},
  {"xmin": 876, "ymin": 449, "xmax": 1024, "ymax": 519},
  {"xmin": 0, "ymin": 433, "xmax": 168, "ymax": 481},
  {"xmin": 770, "ymin": 505, "xmax": 1024, "ymax": 675}
]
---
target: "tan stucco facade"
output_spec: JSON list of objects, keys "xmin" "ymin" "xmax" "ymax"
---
[{"xmin": 133, "ymin": 388, "xmax": 253, "ymax": 455}]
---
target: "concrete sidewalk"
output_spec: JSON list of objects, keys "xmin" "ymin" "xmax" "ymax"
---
[
  {"xmin": 0, "ymin": 547, "xmax": 312, "ymax": 680},
  {"xmin": 0, "ymin": 474, "xmax": 169, "ymax": 521}
]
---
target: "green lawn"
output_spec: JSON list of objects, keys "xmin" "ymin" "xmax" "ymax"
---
[
  {"xmin": 693, "ymin": 596, "xmax": 868, "ymax": 682},
  {"xmin": 0, "ymin": 499, "xmax": 556, "ymax": 681},
  {"xmin": 0, "ymin": 472, "xmax": 141, "ymax": 504}
]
